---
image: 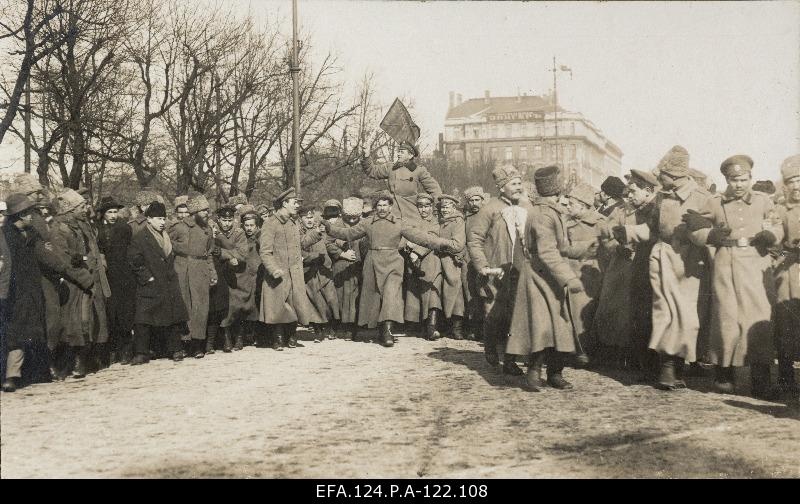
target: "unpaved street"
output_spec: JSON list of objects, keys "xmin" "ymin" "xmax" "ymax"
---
[{"xmin": 1, "ymin": 334, "xmax": 798, "ymax": 478}]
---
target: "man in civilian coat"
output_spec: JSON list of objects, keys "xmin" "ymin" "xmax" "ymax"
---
[{"xmin": 127, "ymin": 202, "xmax": 189, "ymax": 364}]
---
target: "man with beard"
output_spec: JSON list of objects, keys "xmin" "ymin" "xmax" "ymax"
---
[
  {"xmin": 462, "ymin": 186, "xmax": 487, "ymax": 340},
  {"xmin": 260, "ymin": 188, "xmax": 324, "ymax": 349},
  {"xmin": 324, "ymin": 191, "xmax": 457, "ymax": 347},
  {"xmin": 222, "ymin": 207, "xmax": 263, "ymax": 350},
  {"xmin": 96, "ymin": 196, "xmax": 136, "ymax": 365},
  {"xmin": 774, "ymin": 154, "xmax": 800, "ymax": 403},
  {"xmin": 300, "ymin": 206, "xmax": 339, "ymax": 342},
  {"xmin": 327, "ymin": 197, "xmax": 366, "ymax": 341},
  {"xmin": 595, "ymin": 169, "xmax": 660, "ymax": 374},
  {"xmin": 360, "ymin": 142, "xmax": 442, "ymax": 224},
  {"xmin": 646, "ymin": 146, "xmax": 712, "ymax": 391},
  {"xmin": 466, "ymin": 165, "xmax": 532, "ymax": 375},
  {"xmin": 208, "ymin": 206, "xmax": 247, "ymax": 353},
  {"xmin": 51, "ymin": 189, "xmax": 111, "ymax": 377},
  {"xmin": 170, "ymin": 195, "xmax": 216, "ymax": 358},
  {"xmin": 404, "ymin": 193, "xmax": 444, "ymax": 340},
  {"xmin": 507, "ymin": 165, "xmax": 583, "ymax": 391},
  {"xmin": 436, "ymin": 194, "xmax": 467, "ymax": 339},
  {"xmin": 686, "ymin": 155, "xmax": 782, "ymax": 398},
  {"xmin": 127, "ymin": 201, "xmax": 189, "ymax": 364},
  {"xmin": 562, "ymin": 182, "xmax": 604, "ymax": 367}
]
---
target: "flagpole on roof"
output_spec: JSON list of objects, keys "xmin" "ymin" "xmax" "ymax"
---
[{"xmin": 291, "ymin": 0, "xmax": 301, "ymax": 196}]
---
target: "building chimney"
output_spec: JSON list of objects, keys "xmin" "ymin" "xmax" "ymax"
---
[
  {"xmin": 456, "ymin": 93, "xmax": 462, "ymax": 106},
  {"xmin": 449, "ymin": 91, "xmax": 454, "ymax": 109},
  {"xmin": 484, "ymin": 90, "xmax": 490, "ymax": 104}
]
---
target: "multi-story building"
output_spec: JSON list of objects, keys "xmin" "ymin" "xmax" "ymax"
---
[{"xmin": 442, "ymin": 91, "xmax": 623, "ymax": 187}]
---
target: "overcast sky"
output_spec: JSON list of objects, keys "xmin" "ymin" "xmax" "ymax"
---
[
  {"xmin": 2, "ymin": 1, "xmax": 798, "ymax": 186},
  {"xmin": 248, "ymin": 0, "xmax": 800, "ymax": 185}
]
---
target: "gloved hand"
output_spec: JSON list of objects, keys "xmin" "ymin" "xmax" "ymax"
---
[
  {"xmin": 612, "ymin": 225, "xmax": 627, "ymax": 244},
  {"xmin": 71, "ymin": 254, "xmax": 84, "ymax": 268},
  {"xmin": 706, "ymin": 226, "xmax": 732, "ymax": 247},
  {"xmin": 682, "ymin": 209, "xmax": 714, "ymax": 232},
  {"xmin": 566, "ymin": 277, "xmax": 584, "ymax": 294},
  {"xmin": 752, "ymin": 230, "xmax": 778, "ymax": 248}
]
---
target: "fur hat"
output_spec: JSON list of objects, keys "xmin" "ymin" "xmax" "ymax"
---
[
  {"xmin": 751, "ymin": 180, "xmax": 776, "ymax": 195},
  {"xmin": 780, "ymin": 154, "xmax": 800, "ymax": 182},
  {"xmin": 658, "ymin": 145, "xmax": 690, "ymax": 178},
  {"xmin": 415, "ymin": 193, "xmax": 434, "ymax": 205},
  {"xmin": 492, "ymin": 164, "xmax": 522, "ymax": 188},
  {"xmin": 56, "ymin": 189, "xmax": 85, "ymax": 215},
  {"xmin": 534, "ymin": 165, "xmax": 561, "ymax": 197},
  {"xmin": 187, "ymin": 195, "xmax": 210, "ymax": 214},
  {"xmin": 144, "ymin": 201, "xmax": 167, "ymax": 218},
  {"xmin": 463, "ymin": 186, "xmax": 487, "ymax": 200},
  {"xmin": 342, "ymin": 197, "xmax": 363, "ymax": 217},
  {"xmin": 600, "ymin": 176, "xmax": 626, "ymax": 199},
  {"xmin": 174, "ymin": 195, "xmax": 189, "ymax": 209},
  {"xmin": 229, "ymin": 194, "xmax": 248, "ymax": 207},
  {"xmin": 10, "ymin": 173, "xmax": 42, "ymax": 196}
]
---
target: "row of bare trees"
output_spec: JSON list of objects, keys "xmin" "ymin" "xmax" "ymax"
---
[{"xmin": 1, "ymin": 0, "xmax": 387, "ymax": 204}]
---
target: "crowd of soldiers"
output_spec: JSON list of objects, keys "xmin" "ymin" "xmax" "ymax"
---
[{"xmin": 0, "ymin": 143, "xmax": 798, "ymax": 407}]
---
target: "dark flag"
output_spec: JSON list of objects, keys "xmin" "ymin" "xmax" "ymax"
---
[{"xmin": 380, "ymin": 98, "xmax": 420, "ymax": 146}]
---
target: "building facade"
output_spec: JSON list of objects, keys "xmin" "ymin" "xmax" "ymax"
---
[{"xmin": 442, "ymin": 91, "xmax": 623, "ymax": 188}]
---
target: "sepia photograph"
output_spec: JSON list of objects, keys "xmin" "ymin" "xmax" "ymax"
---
[{"xmin": 0, "ymin": 0, "xmax": 798, "ymax": 481}]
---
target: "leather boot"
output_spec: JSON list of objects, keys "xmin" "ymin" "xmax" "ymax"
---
[
  {"xmin": 713, "ymin": 365, "xmax": 735, "ymax": 394},
  {"xmin": 674, "ymin": 357, "xmax": 687, "ymax": 388},
  {"xmin": 546, "ymin": 352, "xmax": 574, "ymax": 389},
  {"xmin": 271, "ymin": 325, "xmax": 285, "ymax": 351},
  {"xmin": 193, "ymin": 338, "xmax": 205, "ymax": 359},
  {"xmin": 2, "ymin": 377, "xmax": 18, "ymax": 392},
  {"xmin": 655, "ymin": 354, "xmax": 679, "ymax": 391},
  {"xmin": 233, "ymin": 325, "xmax": 244, "ymax": 351},
  {"xmin": 380, "ymin": 321, "xmax": 395, "ymax": 347},
  {"xmin": 778, "ymin": 357, "xmax": 798, "ymax": 397},
  {"xmin": 426, "ymin": 309, "xmax": 441, "ymax": 340},
  {"xmin": 205, "ymin": 325, "xmax": 218, "ymax": 354},
  {"xmin": 286, "ymin": 325, "xmax": 300, "ymax": 348},
  {"xmin": 450, "ymin": 317, "xmax": 464, "ymax": 340},
  {"xmin": 222, "ymin": 327, "xmax": 233, "ymax": 353},
  {"xmin": 72, "ymin": 347, "xmax": 89, "ymax": 378},
  {"xmin": 483, "ymin": 320, "xmax": 499, "ymax": 367},
  {"xmin": 502, "ymin": 359, "xmax": 524, "ymax": 376},
  {"xmin": 751, "ymin": 364, "xmax": 779, "ymax": 400},
  {"xmin": 525, "ymin": 352, "xmax": 545, "ymax": 392}
]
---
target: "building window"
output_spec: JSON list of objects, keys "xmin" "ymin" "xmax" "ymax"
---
[
  {"xmin": 568, "ymin": 144, "xmax": 577, "ymax": 160},
  {"xmin": 472, "ymin": 126, "xmax": 480, "ymax": 139},
  {"xmin": 504, "ymin": 146, "xmax": 513, "ymax": 160},
  {"xmin": 472, "ymin": 148, "xmax": 481, "ymax": 164},
  {"xmin": 533, "ymin": 145, "xmax": 542, "ymax": 158},
  {"xmin": 534, "ymin": 123, "xmax": 543, "ymax": 137},
  {"xmin": 505, "ymin": 123, "xmax": 513, "ymax": 138},
  {"xmin": 519, "ymin": 146, "xmax": 528, "ymax": 160},
  {"xmin": 490, "ymin": 124, "xmax": 498, "ymax": 139},
  {"xmin": 490, "ymin": 147, "xmax": 499, "ymax": 160},
  {"xmin": 569, "ymin": 122, "xmax": 576, "ymax": 135}
]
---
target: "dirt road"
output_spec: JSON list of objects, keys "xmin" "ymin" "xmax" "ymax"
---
[{"xmin": 1, "ymin": 334, "xmax": 798, "ymax": 478}]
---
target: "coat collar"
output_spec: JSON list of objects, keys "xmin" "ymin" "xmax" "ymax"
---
[
  {"xmin": 721, "ymin": 188, "xmax": 752, "ymax": 204},
  {"xmin": 371, "ymin": 213, "xmax": 396, "ymax": 224},
  {"xmin": 274, "ymin": 208, "xmax": 296, "ymax": 225},
  {"xmin": 393, "ymin": 160, "xmax": 417, "ymax": 172},
  {"xmin": 142, "ymin": 224, "xmax": 168, "ymax": 258},
  {"xmin": 661, "ymin": 178, "xmax": 697, "ymax": 202}
]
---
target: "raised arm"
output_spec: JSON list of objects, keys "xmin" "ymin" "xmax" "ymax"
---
[{"xmin": 360, "ymin": 155, "xmax": 392, "ymax": 180}]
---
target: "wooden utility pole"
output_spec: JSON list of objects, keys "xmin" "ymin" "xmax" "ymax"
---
[
  {"xmin": 24, "ymin": 75, "xmax": 31, "ymax": 173},
  {"xmin": 291, "ymin": 0, "xmax": 301, "ymax": 196}
]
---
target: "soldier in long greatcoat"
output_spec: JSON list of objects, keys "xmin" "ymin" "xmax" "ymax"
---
[
  {"xmin": 300, "ymin": 206, "xmax": 340, "ymax": 342},
  {"xmin": 462, "ymin": 186, "xmax": 487, "ymax": 340},
  {"xmin": 324, "ymin": 191, "xmax": 457, "ymax": 347},
  {"xmin": 208, "ymin": 205, "xmax": 247, "ymax": 353},
  {"xmin": 221, "ymin": 207, "xmax": 263, "ymax": 350},
  {"xmin": 507, "ymin": 166, "xmax": 584, "ymax": 392},
  {"xmin": 687, "ymin": 155, "xmax": 782, "ymax": 398},
  {"xmin": 562, "ymin": 183, "xmax": 604, "ymax": 366},
  {"xmin": 259, "ymin": 188, "xmax": 324, "ymax": 348},
  {"xmin": 774, "ymin": 155, "xmax": 800, "ymax": 402},
  {"xmin": 404, "ymin": 193, "xmax": 444, "ymax": 339},
  {"xmin": 170, "ymin": 195, "xmax": 216, "ymax": 358},
  {"xmin": 327, "ymin": 197, "xmax": 366, "ymax": 340},
  {"xmin": 437, "ymin": 194, "xmax": 467, "ymax": 339},
  {"xmin": 647, "ymin": 146, "xmax": 712, "ymax": 391}
]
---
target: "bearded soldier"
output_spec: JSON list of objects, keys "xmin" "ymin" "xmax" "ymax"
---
[
  {"xmin": 466, "ymin": 165, "xmax": 532, "ymax": 376},
  {"xmin": 686, "ymin": 155, "xmax": 782, "ymax": 398}
]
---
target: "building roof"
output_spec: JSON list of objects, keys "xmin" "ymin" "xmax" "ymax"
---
[{"xmin": 446, "ymin": 95, "xmax": 564, "ymax": 120}]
